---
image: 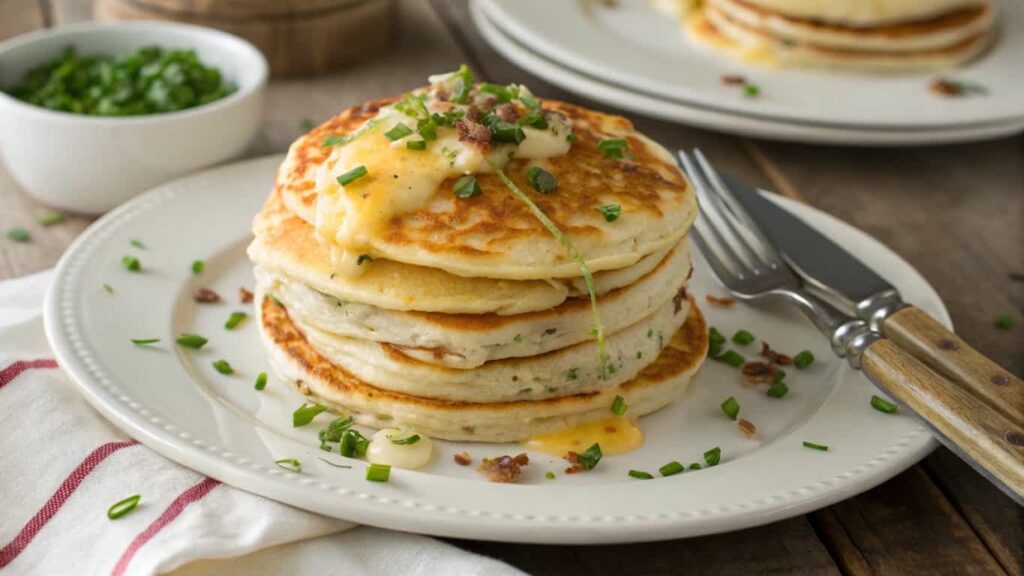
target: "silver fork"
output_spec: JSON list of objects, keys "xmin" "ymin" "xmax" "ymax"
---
[{"xmin": 678, "ymin": 149, "xmax": 1024, "ymax": 503}]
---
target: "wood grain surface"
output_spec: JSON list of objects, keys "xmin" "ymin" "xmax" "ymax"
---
[{"xmin": 1, "ymin": 1, "xmax": 1021, "ymax": 574}]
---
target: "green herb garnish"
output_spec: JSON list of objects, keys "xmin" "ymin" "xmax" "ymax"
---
[
  {"xmin": 300, "ymin": 118, "xmax": 315, "ymax": 131},
  {"xmin": 366, "ymin": 463, "xmax": 391, "ymax": 482},
  {"xmin": 37, "ymin": 211, "xmax": 65, "ymax": 227},
  {"xmin": 714, "ymin": 350, "xmax": 745, "ymax": 367},
  {"xmin": 479, "ymin": 82, "xmax": 519, "ymax": 102},
  {"xmin": 708, "ymin": 326, "xmax": 726, "ymax": 357},
  {"xmin": 275, "ymin": 458, "xmax": 302, "ymax": 473},
  {"xmin": 577, "ymin": 443, "xmax": 602, "ymax": 470},
  {"xmin": 340, "ymin": 429, "xmax": 370, "ymax": 457},
  {"xmin": 870, "ymin": 395, "xmax": 898, "ymax": 414},
  {"xmin": 703, "ymin": 447, "xmax": 721, "ymax": 467},
  {"xmin": 322, "ymin": 134, "xmax": 348, "ymax": 147},
  {"xmin": 107, "ymin": 494, "xmax": 141, "ymax": 520},
  {"xmin": 318, "ymin": 416, "xmax": 355, "ymax": 444},
  {"xmin": 595, "ymin": 204, "xmax": 621, "ymax": 222},
  {"xmin": 628, "ymin": 470, "xmax": 654, "ymax": 480},
  {"xmin": 803, "ymin": 441, "xmax": 829, "ymax": 452},
  {"xmin": 388, "ymin": 433, "xmax": 421, "ymax": 445},
  {"xmin": 526, "ymin": 166, "xmax": 558, "ymax": 193},
  {"xmin": 566, "ymin": 133, "xmax": 577, "ymax": 144},
  {"xmin": 336, "ymin": 165, "xmax": 368, "ymax": 186},
  {"xmin": 658, "ymin": 461, "xmax": 684, "ymax": 477},
  {"xmin": 318, "ymin": 457, "xmax": 352, "ymax": 469},
  {"xmin": 732, "ymin": 330, "xmax": 754, "ymax": 345},
  {"xmin": 545, "ymin": 471, "xmax": 556, "ymax": 480},
  {"xmin": 794, "ymin": 350, "xmax": 814, "ymax": 369},
  {"xmin": 224, "ymin": 311, "xmax": 247, "ymax": 330},
  {"xmin": 597, "ymin": 138, "xmax": 628, "ymax": 159},
  {"xmin": 453, "ymin": 175, "xmax": 482, "ymax": 199},
  {"xmin": 130, "ymin": 239, "xmax": 145, "ymax": 249},
  {"xmin": 611, "ymin": 395, "xmax": 628, "ymax": 416},
  {"xmin": 406, "ymin": 139, "xmax": 427, "ymax": 151},
  {"xmin": 131, "ymin": 338, "xmax": 159, "ymax": 346},
  {"xmin": 103, "ymin": 284, "xmax": 115, "ymax": 294},
  {"xmin": 721, "ymin": 396, "xmax": 740, "ymax": 420},
  {"xmin": 767, "ymin": 380, "xmax": 789, "ymax": 398},
  {"xmin": 212, "ymin": 359, "xmax": 233, "ymax": 375},
  {"xmin": 268, "ymin": 293, "xmax": 284, "ymax": 307},
  {"xmin": 254, "ymin": 372, "xmax": 268, "ymax": 391},
  {"xmin": 688, "ymin": 463, "xmax": 702, "ymax": 470},
  {"xmin": 384, "ymin": 122, "xmax": 413, "ymax": 141},
  {"xmin": 293, "ymin": 403, "xmax": 327, "ymax": 427},
  {"xmin": 449, "ymin": 64, "xmax": 475, "ymax": 104},
  {"xmin": 995, "ymin": 314, "xmax": 1015, "ymax": 330},
  {"xmin": 176, "ymin": 333, "xmax": 207, "ymax": 349},
  {"xmin": 122, "ymin": 255, "xmax": 141, "ymax": 272},
  {"xmin": 192, "ymin": 260, "xmax": 204, "ymax": 275},
  {"xmin": 744, "ymin": 84, "xmax": 760, "ymax": 98}
]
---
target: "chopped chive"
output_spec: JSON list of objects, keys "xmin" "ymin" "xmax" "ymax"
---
[
  {"xmin": 192, "ymin": 260, "xmax": 204, "ymax": 275},
  {"xmin": 721, "ymin": 396, "xmax": 740, "ymax": 420},
  {"xmin": 366, "ymin": 463, "xmax": 391, "ymax": 482},
  {"xmin": 122, "ymin": 255, "xmax": 141, "ymax": 272},
  {"xmin": 688, "ymin": 462, "xmax": 702, "ymax": 470},
  {"xmin": 595, "ymin": 204, "xmax": 621, "ymax": 222},
  {"xmin": 293, "ymin": 403, "xmax": 327, "ymax": 427},
  {"xmin": 995, "ymin": 314, "xmax": 1014, "ymax": 330},
  {"xmin": 336, "ymin": 165, "xmax": 368, "ymax": 186},
  {"xmin": 519, "ymin": 91, "xmax": 541, "ymax": 110},
  {"xmin": 732, "ymin": 329, "xmax": 755, "ymax": 345},
  {"xmin": 340, "ymin": 429, "xmax": 370, "ymax": 457},
  {"xmin": 37, "ymin": 211, "xmax": 65, "ymax": 226},
  {"xmin": 416, "ymin": 117, "xmax": 439, "ymax": 141},
  {"xmin": 767, "ymin": 380, "xmax": 789, "ymax": 398},
  {"xmin": 384, "ymin": 122, "xmax": 413, "ymax": 141},
  {"xmin": 744, "ymin": 84, "xmax": 760, "ymax": 97},
  {"xmin": 526, "ymin": 166, "xmax": 558, "ymax": 194},
  {"xmin": 479, "ymin": 82, "xmax": 519, "ymax": 102},
  {"xmin": 175, "ymin": 333, "xmax": 207, "ymax": 349},
  {"xmin": 714, "ymin": 350, "xmax": 745, "ymax": 367},
  {"xmin": 703, "ymin": 446, "xmax": 721, "ymax": 467},
  {"xmin": 406, "ymin": 139, "xmax": 427, "ymax": 151},
  {"xmin": 870, "ymin": 395, "xmax": 898, "ymax": 414},
  {"xmin": 318, "ymin": 457, "xmax": 352, "ymax": 469},
  {"xmin": 388, "ymin": 433, "xmax": 421, "ymax": 445},
  {"xmin": 131, "ymin": 338, "xmax": 159, "ymax": 346},
  {"xmin": 658, "ymin": 461, "xmax": 684, "ymax": 476},
  {"xmin": 453, "ymin": 175, "xmax": 482, "ymax": 199},
  {"xmin": 268, "ymin": 293, "xmax": 284, "ymax": 307},
  {"xmin": 357, "ymin": 254, "xmax": 373, "ymax": 266},
  {"xmin": 566, "ymin": 133, "xmax": 577, "ymax": 144},
  {"xmin": 322, "ymin": 134, "xmax": 348, "ymax": 147},
  {"xmin": 212, "ymin": 359, "xmax": 233, "ymax": 375},
  {"xmin": 103, "ymin": 284, "xmax": 115, "ymax": 294},
  {"xmin": 597, "ymin": 138, "xmax": 628, "ymax": 159},
  {"xmin": 254, "ymin": 372, "xmax": 268, "ymax": 391},
  {"xmin": 275, "ymin": 458, "xmax": 302, "ymax": 472},
  {"xmin": 318, "ymin": 416, "xmax": 354, "ymax": 443},
  {"xmin": 107, "ymin": 494, "xmax": 141, "ymax": 520},
  {"xmin": 518, "ymin": 110, "xmax": 548, "ymax": 129},
  {"xmin": 794, "ymin": 350, "xmax": 814, "ymax": 369},
  {"xmin": 300, "ymin": 118, "xmax": 315, "ymax": 131},
  {"xmin": 803, "ymin": 441, "xmax": 829, "ymax": 452},
  {"xmin": 545, "ymin": 471, "xmax": 556, "ymax": 480},
  {"xmin": 450, "ymin": 64, "xmax": 474, "ymax": 104},
  {"xmin": 611, "ymin": 395, "xmax": 628, "ymax": 416},
  {"xmin": 6, "ymin": 228, "xmax": 30, "ymax": 243},
  {"xmin": 708, "ymin": 326, "xmax": 726, "ymax": 357},
  {"xmin": 577, "ymin": 443, "xmax": 603, "ymax": 470},
  {"xmin": 130, "ymin": 239, "xmax": 145, "ymax": 249},
  {"xmin": 566, "ymin": 368, "xmax": 578, "ymax": 381},
  {"xmin": 224, "ymin": 311, "xmax": 247, "ymax": 330},
  {"xmin": 628, "ymin": 470, "xmax": 654, "ymax": 480},
  {"xmin": 513, "ymin": 334, "xmax": 523, "ymax": 343}
]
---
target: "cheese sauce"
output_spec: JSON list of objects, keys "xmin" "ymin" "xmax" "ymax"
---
[
  {"xmin": 313, "ymin": 74, "xmax": 572, "ymax": 277},
  {"xmin": 524, "ymin": 417, "xmax": 644, "ymax": 457}
]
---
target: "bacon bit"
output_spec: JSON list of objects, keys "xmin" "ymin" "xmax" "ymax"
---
[
  {"xmin": 565, "ymin": 451, "xmax": 580, "ymax": 463},
  {"xmin": 604, "ymin": 425, "xmax": 617, "ymax": 433},
  {"xmin": 673, "ymin": 285, "xmax": 688, "ymax": 314},
  {"xmin": 740, "ymin": 361, "xmax": 775, "ymax": 386},
  {"xmin": 705, "ymin": 294, "xmax": 736, "ymax": 307},
  {"xmin": 193, "ymin": 288, "xmax": 221, "ymax": 303},
  {"xmin": 465, "ymin": 105, "xmax": 482, "ymax": 121},
  {"xmin": 930, "ymin": 78, "xmax": 961, "ymax": 97},
  {"xmin": 495, "ymin": 102, "xmax": 520, "ymax": 123},
  {"xmin": 721, "ymin": 74, "xmax": 746, "ymax": 85},
  {"xmin": 761, "ymin": 342, "xmax": 794, "ymax": 365},
  {"xmin": 562, "ymin": 450, "xmax": 585, "ymax": 474},
  {"xmin": 455, "ymin": 119, "xmax": 492, "ymax": 150},
  {"xmin": 454, "ymin": 452, "xmax": 472, "ymax": 466},
  {"xmin": 737, "ymin": 418, "xmax": 756, "ymax": 438},
  {"xmin": 565, "ymin": 464, "xmax": 585, "ymax": 474},
  {"xmin": 239, "ymin": 287, "xmax": 254, "ymax": 303},
  {"xmin": 478, "ymin": 453, "xmax": 529, "ymax": 483},
  {"xmin": 601, "ymin": 0, "xmax": 619, "ymax": 7}
]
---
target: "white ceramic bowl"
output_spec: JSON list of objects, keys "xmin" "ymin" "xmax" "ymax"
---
[{"xmin": 0, "ymin": 22, "xmax": 267, "ymax": 214}]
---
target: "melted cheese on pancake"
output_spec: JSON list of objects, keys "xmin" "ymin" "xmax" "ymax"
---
[
  {"xmin": 314, "ymin": 80, "xmax": 572, "ymax": 277},
  {"xmin": 524, "ymin": 417, "xmax": 643, "ymax": 456}
]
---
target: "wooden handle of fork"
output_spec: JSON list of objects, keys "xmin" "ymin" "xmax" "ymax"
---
[
  {"xmin": 882, "ymin": 306, "xmax": 1024, "ymax": 425},
  {"xmin": 861, "ymin": 338, "xmax": 1024, "ymax": 500}
]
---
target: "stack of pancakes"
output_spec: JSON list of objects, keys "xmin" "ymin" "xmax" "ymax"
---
[
  {"xmin": 248, "ymin": 97, "xmax": 707, "ymax": 443},
  {"xmin": 674, "ymin": 0, "xmax": 994, "ymax": 70}
]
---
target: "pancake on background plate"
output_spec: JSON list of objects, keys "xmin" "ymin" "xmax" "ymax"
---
[
  {"xmin": 656, "ymin": 0, "xmax": 994, "ymax": 71},
  {"xmin": 248, "ymin": 66, "xmax": 707, "ymax": 474}
]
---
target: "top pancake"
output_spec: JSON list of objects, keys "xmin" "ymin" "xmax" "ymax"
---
[
  {"xmin": 277, "ymin": 98, "xmax": 697, "ymax": 281},
  {"xmin": 738, "ymin": 0, "xmax": 985, "ymax": 26}
]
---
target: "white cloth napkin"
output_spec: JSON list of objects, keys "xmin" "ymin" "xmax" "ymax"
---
[{"xmin": 0, "ymin": 270, "xmax": 523, "ymax": 576}]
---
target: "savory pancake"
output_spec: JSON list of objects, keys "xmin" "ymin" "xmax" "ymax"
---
[
  {"xmin": 249, "ymin": 189, "xmax": 672, "ymax": 315},
  {"xmin": 257, "ymin": 240, "xmax": 691, "ymax": 369},
  {"xmin": 258, "ymin": 292, "xmax": 708, "ymax": 442},
  {"xmin": 736, "ymin": 0, "xmax": 985, "ymax": 26},
  {"xmin": 276, "ymin": 98, "xmax": 697, "ymax": 280}
]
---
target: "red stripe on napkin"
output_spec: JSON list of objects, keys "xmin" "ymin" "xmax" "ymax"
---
[
  {"xmin": 0, "ymin": 440, "xmax": 139, "ymax": 569},
  {"xmin": 0, "ymin": 359, "xmax": 58, "ymax": 390},
  {"xmin": 110, "ymin": 477, "xmax": 221, "ymax": 576}
]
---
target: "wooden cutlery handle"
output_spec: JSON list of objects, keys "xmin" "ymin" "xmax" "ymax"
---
[
  {"xmin": 882, "ymin": 306, "xmax": 1024, "ymax": 425},
  {"xmin": 861, "ymin": 338, "xmax": 1024, "ymax": 500}
]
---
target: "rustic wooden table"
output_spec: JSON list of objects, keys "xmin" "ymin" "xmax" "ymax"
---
[{"xmin": 1, "ymin": 1, "xmax": 1021, "ymax": 574}]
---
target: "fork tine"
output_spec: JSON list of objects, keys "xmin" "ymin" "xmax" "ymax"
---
[
  {"xmin": 679, "ymin": 151, "xmax": 751, "ymax": 277},
  {"xmin": 690, "ymin": 217, "xmax": 740, "ymax": 289},
  {"xmin": 693, "ymin": 149, "xmax": 783, "ymax": 267}
]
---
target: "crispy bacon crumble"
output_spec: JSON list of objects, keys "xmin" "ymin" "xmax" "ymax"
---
[
  {"xmin": 193, "ymin": 288, "xmax": 221, "ymax": 303},
  {"xmin": 478, "ymin": 453, "xmax": 529, "ymax": 483},
  {"xmin": 454, "ymin": 452, "xmax": 472, "ymax": 466},
  {"xmin": 239, "ymin": 287, "xmax": 254, "ymax": 303},
  {"xmin": 705, "ymin": 294, "xmax": 736, "ymax": 307},
  {"xmin": 738, "ymin": 418, "xmax": 756, "ymax": 438},
  {"xmin": 760, "ymin": 342, "xmax": 794, "ymax": 365},
  {"xmin": 740, "ymin": 361, "xmax": 776, "ymax": 386}
]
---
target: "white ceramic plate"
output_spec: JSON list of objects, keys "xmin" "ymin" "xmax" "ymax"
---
[
  {"xmin": 471, "ymin": 1, "xmax": 1024, "ymax": 145},
  {"xmin": 477, "ymin": 0, "xmax": 1024, "ymax": 130},
  {"xmin": 46, "ymin": 156, "xmax": 943, "ymax": 544}
]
